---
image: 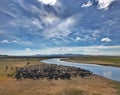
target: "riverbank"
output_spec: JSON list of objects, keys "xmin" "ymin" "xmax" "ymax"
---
[
  {"xmin": 0, "ymin": 57, "xmax": 120, "ymax": 95},
  {"xmin": 61, "ymin": 56, "xmax": 120, "ymax": 67}
]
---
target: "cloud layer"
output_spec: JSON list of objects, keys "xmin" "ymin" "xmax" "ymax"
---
[
  {"xmin": 97, "ymin": 0, "xmax": 115, "ymax": 10},
  {"xmin": 0, "ymin": 0, "xmax": 120, "ymax": 55},
  {"xmin": 38, "ymin": 0, "xmax": 57, "ymax": 5},
  {"xmin": 0, "ymin": 45, "xmax": 120, "ymax": 56},
  {"xmin": 101, "ymin": 38, "xmax": 111, "ymax": 42},
  {"xmin": 81, "ymin": 1, "xmax": 93, "ymax": 8}
]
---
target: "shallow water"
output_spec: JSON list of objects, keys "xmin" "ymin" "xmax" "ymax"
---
[{"xmin": 41, "ymin": 58, "xmax": 120, "ymax": 81}]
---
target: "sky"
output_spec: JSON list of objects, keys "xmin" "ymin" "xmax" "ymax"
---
[{"xmin": 0, "ymin": 0, "xmax": 120, "ymax": 56}]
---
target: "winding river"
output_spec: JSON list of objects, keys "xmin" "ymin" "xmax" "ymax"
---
[{"xmin": 41, "ymin": 58, "xmax": 120, "ymax": 81}]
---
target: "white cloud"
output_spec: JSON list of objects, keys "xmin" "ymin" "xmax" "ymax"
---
[
  {"xmin": 0, "ymin": 45, "xmax": 120, "ymax": 56},
  {"xmin": 81, "ymin": 1, "xmax": 93, "ymax": 8},
  {"xmin": 12, "ymin": 40, "xmax": 18, "ymax": 43},
  {"xmin": 17, "ymin": 0, "xmax": 29, "ymax": 11},
  {"xmin": 92, "ymin": 30, "xmax": 101, "ymax": 37},
  {"xmin": 39, "ymin": 45, "xmax": 120, "ymax": 55},
  {"xmin": 42, "ymin": 15, "xmax": 59, "ymax": 24},
  {"xmin": 43, "ymin": 16, "xmax": 76, "ymax": 39},
  {"xmin": 0, "ymin": 0, "xmax": 63, "ymax": 42},
  {"xmin": 97, "ymin": 0, "xmax": 115, "ymax": 10},
  {"xmin": 72, "ymin": 29, "xmax": 102, "ymax": 42},
  {"xmin": 25, "ymin": 48, "xmax": 31, "ymax": 52},
  {"xmin": 75, "ymin": 37, "xmax": 81, "ymax": 41},
  {"xmin": 38, "ymin": 0, "xmax": 57, "ymax": 5},
  {"xmin": 1, "ymin": 40, "xmax": 9, "ymax": 43},
  {"xmin": 1, "ymin": 10, "xmax": 17, "ymax": 18},
  {"xmin": 31, "ymin": 18, "xmax": 43, "ymax": 29},
  {"xmin": 101, "ymin": 38, "xmax": 111, "ymax": 42}
]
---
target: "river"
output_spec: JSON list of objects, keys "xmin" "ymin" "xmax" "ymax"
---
[{"xmin": 41, "ymin": 58, "xmax": 120, "ymax": 81}]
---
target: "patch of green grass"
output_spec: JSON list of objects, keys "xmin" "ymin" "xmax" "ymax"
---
[
  {"xmin": 69, "ymin": 56, "xmax": 120, "ymax": 63},
  {"xmin": 63, "ymin": 56, "xmax": 120, "ymax": 66}
]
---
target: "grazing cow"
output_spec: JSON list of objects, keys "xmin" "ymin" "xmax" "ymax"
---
[{"xmin": 15, "ymin": 64, "xmax": 92, "ymax": 80}]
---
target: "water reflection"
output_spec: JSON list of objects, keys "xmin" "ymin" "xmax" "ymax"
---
[
  {"xmin": 42, "ymin": 58, "xmax": 120, "ymax": 81},
  {"xmin": 103, "ymin": 70, "xmax": 112, "ymax": 79}
]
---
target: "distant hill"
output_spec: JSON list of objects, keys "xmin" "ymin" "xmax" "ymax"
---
[
  {"xmin": 35, "ymin": 54, "xmax": 87, "ymax": 57},
  {"xmin": 0, "ymin": 55, "xmax": 8, "ymax": 57}
]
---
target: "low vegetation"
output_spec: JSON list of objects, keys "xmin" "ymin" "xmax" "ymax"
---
[
  {"xmin": 62, "ymin": 56, "xmax": 120, "ymax": 67},
  {"xmin": 0, "ymin": 57, "xmax": 44, "ymax": 79},
  {"xmin": 0, "ymin": 56, "xmax": 120, "ymax": 95}
]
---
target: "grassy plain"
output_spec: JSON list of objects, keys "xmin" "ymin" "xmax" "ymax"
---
[
  {"xmin": 62, "ymin": 56, "xmax": 120, "ymax": 67},
  {"xmin": 0, "ymin": 56, "xmax": 120, "ymax": 95}
]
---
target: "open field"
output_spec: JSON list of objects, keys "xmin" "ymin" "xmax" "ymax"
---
[
  {"xmin": 0, "ymin": 75, "xmax": 118, "ymax": 95},
  {"xmin": 0, "ymin": 57, "xmax": 120, "ymax": 95},
  {"xmin": 62, "ymin": 56, "xmax": 120, "ymax": 67},
  {"xmin": 0, "ymin": 57, "xmax": 46, "ymax": 79}
]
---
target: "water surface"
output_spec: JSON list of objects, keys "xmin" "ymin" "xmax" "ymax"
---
[{"xmin": 42, "ymin": 58, "xmax": 120, "ymax": 81}]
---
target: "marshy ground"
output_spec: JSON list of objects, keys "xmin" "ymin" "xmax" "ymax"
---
[{"xmin": 0, "ymin": 56, "xmax": 120, "ymax": 95}]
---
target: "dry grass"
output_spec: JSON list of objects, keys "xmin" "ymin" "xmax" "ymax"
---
[
  {"xmin": 62, "ymin": 56, "xmax": 120, "ymax": 67},
  {"xmin": 0, "ymin": 75, "xmax": 118, "ymax": 95},
  {"xmin": 0, "ymin": 58, "xmax": 44, "ymax": 78},
  {"xmin": 0, "ymin": 57, "xmax": 119, "ymax": 95}
]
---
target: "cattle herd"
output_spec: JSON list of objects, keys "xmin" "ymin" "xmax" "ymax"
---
[{"xmin": 15, "ymin": 64, "xmax": 93, "ymax": 80}]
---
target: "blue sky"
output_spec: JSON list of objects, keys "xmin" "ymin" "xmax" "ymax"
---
[{"xmin": 0, "ymin": 0, "xmax": 120, "ymax": 55}]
